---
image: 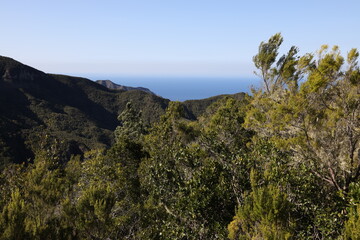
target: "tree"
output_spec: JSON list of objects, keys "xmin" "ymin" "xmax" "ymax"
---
[
  {"xmin": 228, "ymin": 171, "xmax": 293, "ymax": 240},
  {"xmin": 115, "ymin": 101, "xmax": 145, "ymax": 143},
  {"xmin": 245, "ymin": 33, "xmax": 360, "ymax": 238},
  {"xmin": 246, "ymin": 34, "xmax": 360, "ymax": 194},
  {"xmin": 138, "ymin": 101, "xmax": 239, "ymax": 239},
  {"xmin": 137, "ymin": 99, "xmax": 259, "ymax": 239},
  {"xmin": 344, "ymin": 204, "xmax": 360, "ymax": 239},
  {"xmin": 0, "ymin": 189, "xmax": 28, "ymax": 240},
  {"xmin": 252, "ymin": 33, "xmax": 299, "ymax": 95},
  {"xmin": 62, "ymin": 150, "xmax": 121, "ymax": 239},
  {"xmin": 107, "ymin": 102, "xmax": 148, "ymax": 239},
  {"xmin": 111, "ymin": 101, "xmax": 147, "ymax": 201},
  {"xmin": 198, "ymin": 97, "xmax": 254, "ymax": 206},
  {"xmin": 139, "ymin": 102, "xmax": 201, "ymax": 239},
  {"xmin": 0, "ymin": 147, "xmax": 74, "ymax": 239},
  {"xmin": 227, "ymin": 139, "xmax": 295, "ymax": 240}
]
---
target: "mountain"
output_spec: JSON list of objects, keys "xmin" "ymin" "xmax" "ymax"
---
[
  {"xmin": 0, "ymin": 56, "xmax": 169, "ymax": 166},
  {"xmin": 0, "ymin": 55, "xmax": 246, "ymax": 167},
  {"xmin": 183, "ymin": 92, "xmax": 246, "ymax": 119},
  {"xmin": 96, "ymin": 79, "xmax": 155, "ymax": 95}
]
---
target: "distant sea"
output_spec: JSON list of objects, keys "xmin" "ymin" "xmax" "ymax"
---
[{"xmin": 85, "ymin": 75, "xmax": 261, "ymax": 101}]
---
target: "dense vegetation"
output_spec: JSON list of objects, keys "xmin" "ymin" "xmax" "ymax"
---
[
  {"xmin": 0, "ymin": 57, "xmax": 231, "ymax": 167},
  {"xmin": 0, "ymin": 34, "xmax": 359, "ymax": 239}
]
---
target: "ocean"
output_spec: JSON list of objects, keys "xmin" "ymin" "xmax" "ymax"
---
[{"xmin": 87, "ymin": 76, "xmax": 261, "ymax": 101}]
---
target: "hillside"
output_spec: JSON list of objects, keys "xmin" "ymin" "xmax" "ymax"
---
[
  {"xmin": 183, "ymin": 92, "xmax": 246, "ymax": 119},
  {"xmin": 96, "ymin": 79, "xmax": 155, "ymax": 94},
  {"xmin": 0, "ymin": 56, "xmax": 246, "ymax": 166},
  {"xmin": 1, "ymin": 34, "xmax": 358, "ymax": 239},
  {"xmin": 0, "ymin": 56, "xmax": 170, "ymax": 165}
]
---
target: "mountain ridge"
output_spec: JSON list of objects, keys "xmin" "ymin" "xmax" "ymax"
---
[
  {"xmin": 0, "ymin": 56, "xmax": 170, "ymax": 165},
  {"xmin": 96, "ymin": 79, "xmax": 155, "ymax": 95},
  {"xmin": 0, "ymin": 55, "xmax": 245, "ymax": 166}
]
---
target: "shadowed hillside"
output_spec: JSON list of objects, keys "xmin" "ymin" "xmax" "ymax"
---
[
  {"xmin": 0, "ymin": 56, "xmax": 245, "ymax": 166},
  {"xmin": 183, "ymin": 92, "xmax": 246, "ymax": 119},
  {"xmin": 0, "ymin": 56, "xmax": 170, "ymax": 165}
]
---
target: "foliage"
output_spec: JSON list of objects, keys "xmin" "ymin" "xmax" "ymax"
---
[
  {"xmin": 246, "ymin": 33, "xmax": 360, "ymax": 239},
  {"xmin": 247, "ymin": 35, "xmax": 360, "ymax": 194},
  {"xmin": 0, "ymin": 35, "xmax": 359, "ymax": 239},
  {"xmin": 228, "ymin": 171, "xmax": 292, "ymax": 240},
  {"xmin": 344, "ymin": 204, "xmax": 360, "ymax": 239}
]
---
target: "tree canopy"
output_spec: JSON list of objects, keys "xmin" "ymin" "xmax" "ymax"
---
[{"xmin": 0, "ymin": 34, "xmax": 359, "ymax": 239}]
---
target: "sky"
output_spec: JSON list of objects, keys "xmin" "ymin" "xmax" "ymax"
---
[{"xmin": 1, "ymin": 0, "xmax": 359, "ymax": 78}]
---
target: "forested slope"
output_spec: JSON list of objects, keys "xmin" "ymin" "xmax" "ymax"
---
[
  {"xmin": 0, "ymin": 56, "xmax": 169, "ymax": 166},
  {"xmin": 0, "ymin": 56, "xmax": 242, "ymax": 167},
  {"xmin": 0, "ymin": 34, "xmax": 359, "ymax": 239}
]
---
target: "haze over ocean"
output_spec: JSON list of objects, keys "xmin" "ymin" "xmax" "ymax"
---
[{"xmin": 86, "ymin": 75, "xmax": 260, "ymax": 101}]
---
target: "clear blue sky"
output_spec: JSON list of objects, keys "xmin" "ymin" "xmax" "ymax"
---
[{"xmin": 1, "ymin": 0, "xmax": 359, "ymax": 77}]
